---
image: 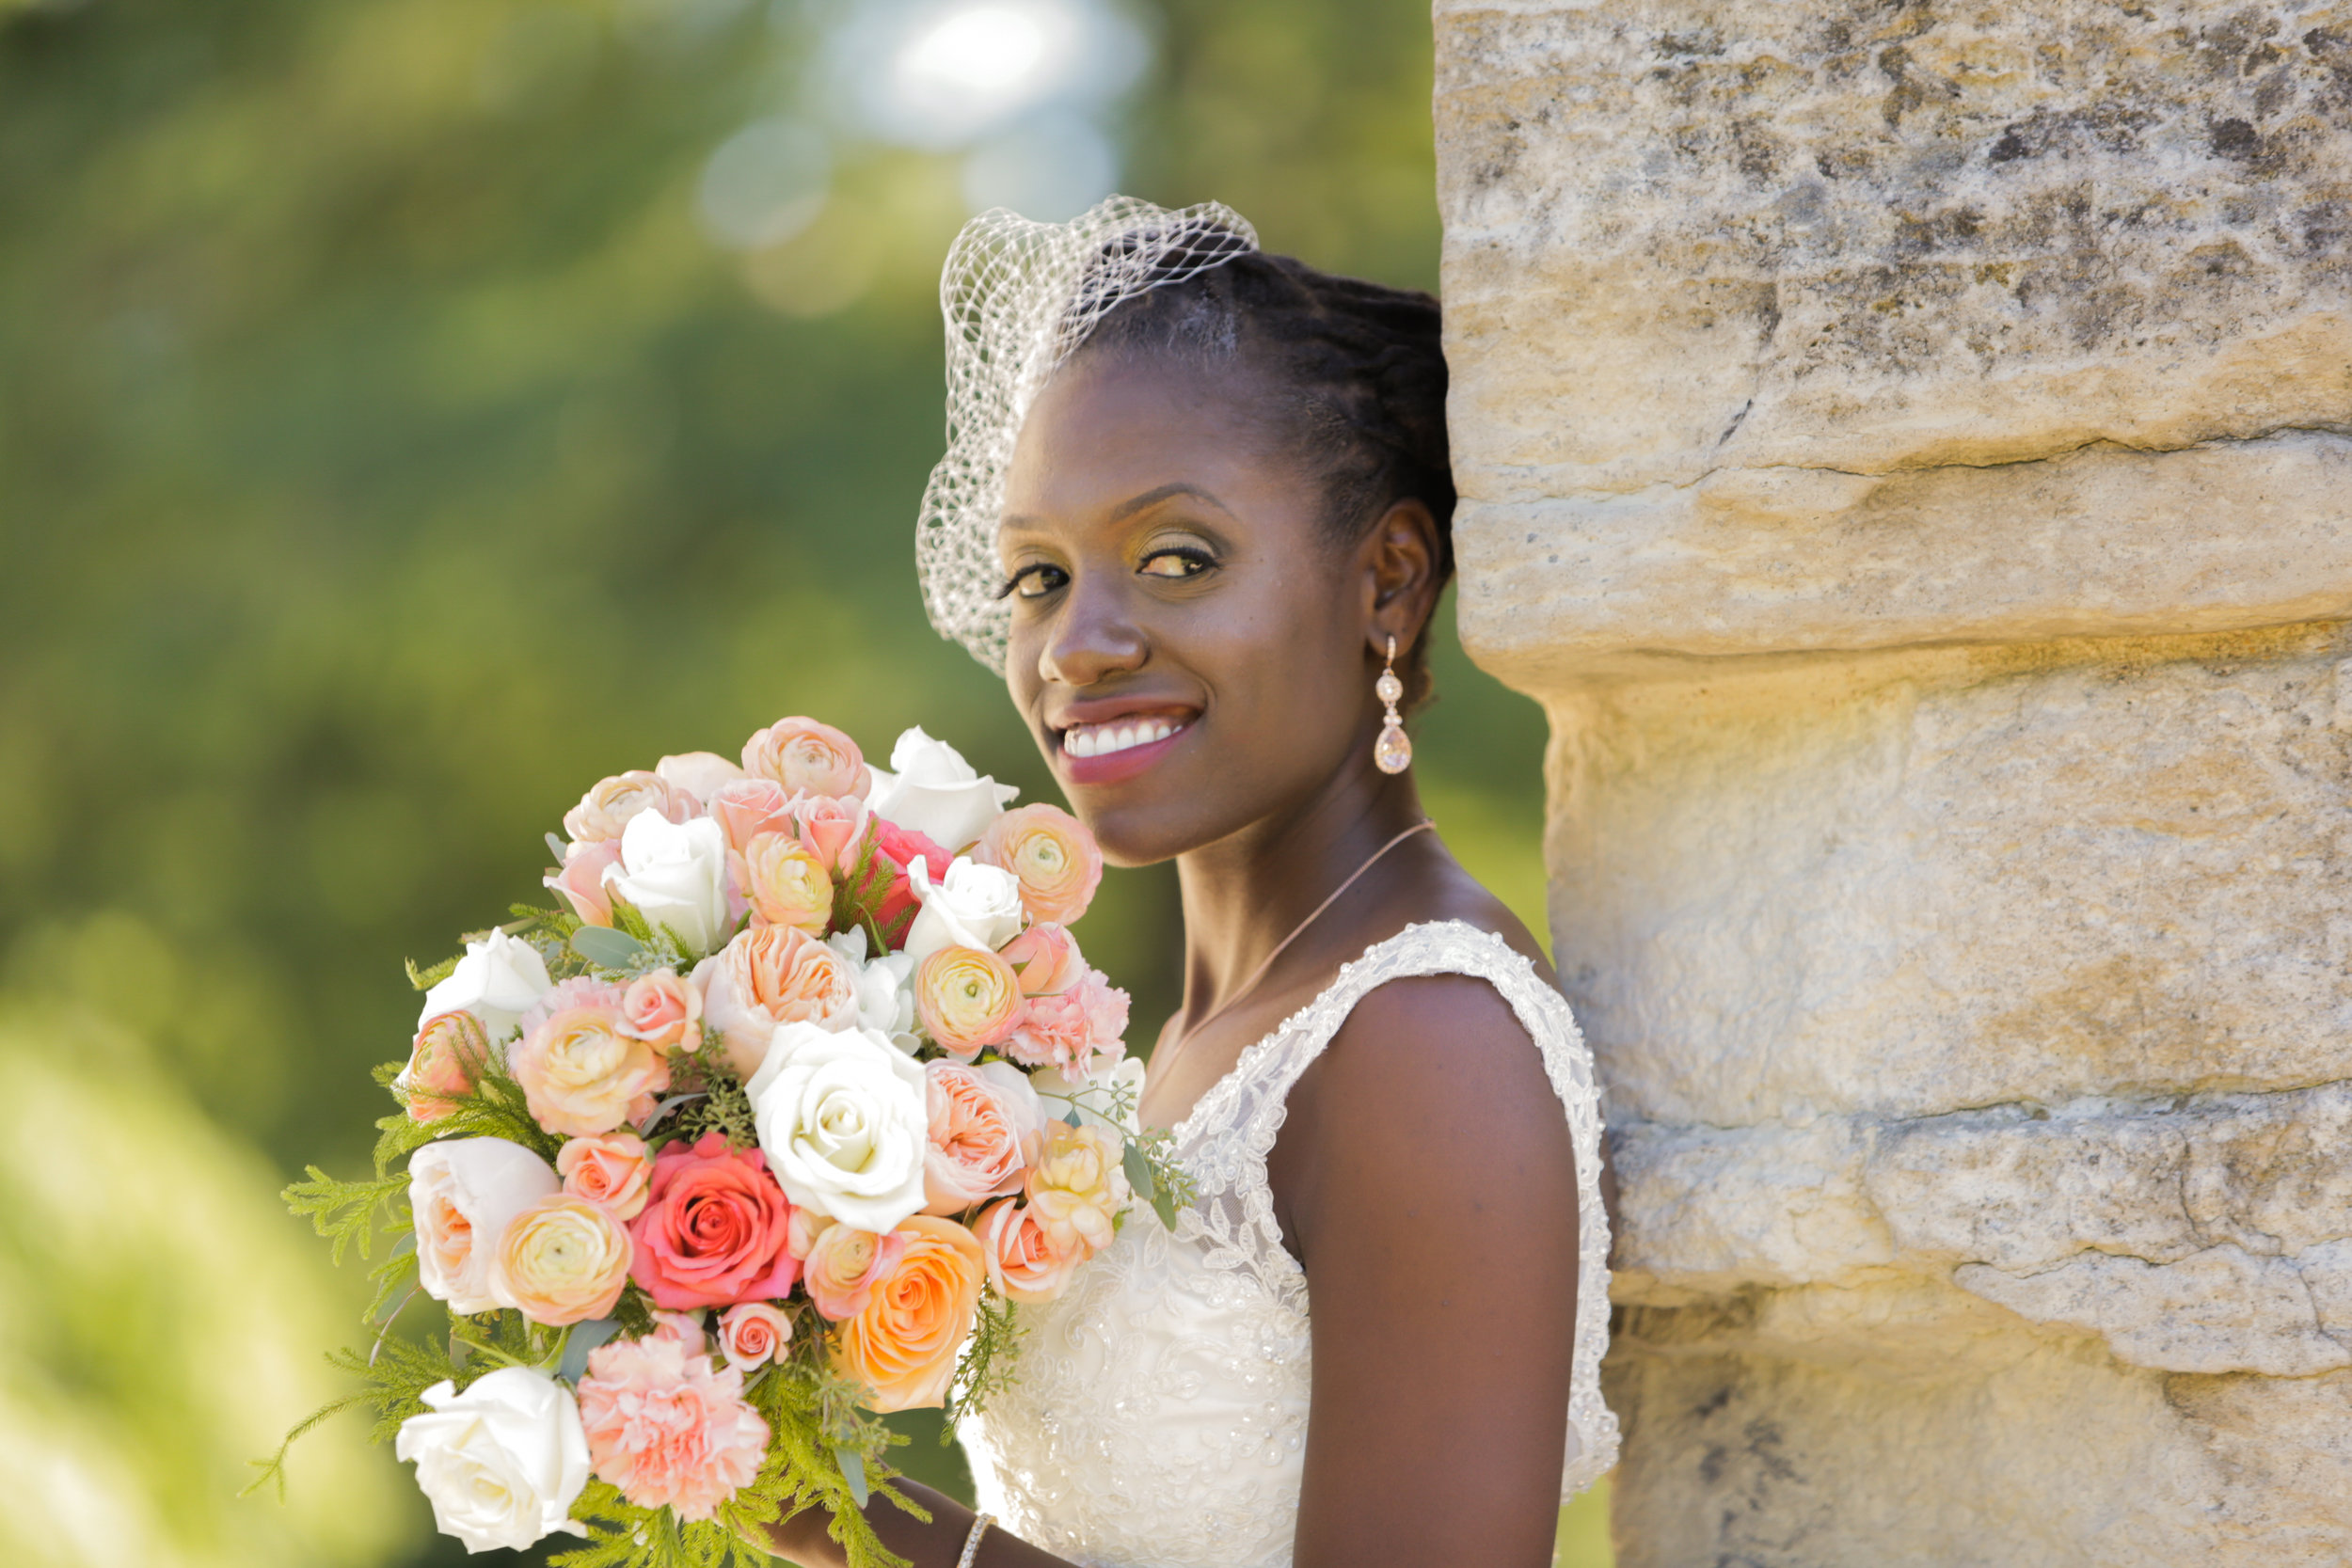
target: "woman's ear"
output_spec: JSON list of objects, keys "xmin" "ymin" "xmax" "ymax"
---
[{"xmin": 1359, "ymin": 498, "xmax": 1442, "ymax": 657}]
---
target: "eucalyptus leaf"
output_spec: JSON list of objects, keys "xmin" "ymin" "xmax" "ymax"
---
[
  {"xmin": 833, "ymin": 1444, "xmax": 869, "ymax": 1510},
  {"xmin": 557, "ymin": 1318, "xmax": 621, "ymax": 1384},
  {"xmin": 1063, "ymin": 1108, "xmax": 1083, "ymax": 1129},
  {"xmin": 635, "ymin": 1092, "xmax": 706, "ymax": 1136},
  {"xmin": 545, "ymin": 832, "xmax": 569, "ymax": 863},
  {"xmin": 1122, "ymin": 1143, "xmax": 1157, "ymax": 1205},
  {"xmin": 570, "ymin": 926, "xmax": 646, "ymax": 969},
  {"xmin": 1152, "ymin": 1185, "xmax": 1181, "ymax": 1232}
]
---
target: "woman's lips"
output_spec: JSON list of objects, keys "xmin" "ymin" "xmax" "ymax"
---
[{"xmin": 1057, "ymin": 717, "xmax": 1192, "ymax": 785}]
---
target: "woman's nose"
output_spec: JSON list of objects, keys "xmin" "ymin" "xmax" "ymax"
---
[{"xmin": 1038, "ymin": 575, "xmax": 1147, "ymax": 689}]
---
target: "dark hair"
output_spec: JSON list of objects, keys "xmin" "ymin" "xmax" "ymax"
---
[{"xmin": 1070, "ymin": 248, "xmax": 1454, "ymax": 707}]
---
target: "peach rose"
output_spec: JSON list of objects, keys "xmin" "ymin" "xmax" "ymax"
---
[
  {"xmin": 489, "ymin": 1194, "xmax": 634, "ymax": 1325},
  {"xmin": 921, "ymin": 1060, "xmax": 1044, "ymax": 1215},
  {"xmin": 800, "ymin": 1219, "xmax": 908, "ymax": 1321},
  {"xmin": 997, "ymin": 922, "xmax": 1084, "ymax": 997},
  {"xmin": 511, "ymin": 987, "xmax": 673, "ymax": 1138},
  {"xmin": 742, "ymin": 716, "xmax": 869, "ymax": 800},
  {"xmin": 788, "ymin": 793, "xmax": 869, "ymax": 878},
  {"xmin": 693, "ymin": 926, "xmax": 859, "ymax": 1077},
  {"xmin": 1002, "ymin": 972, "xmax": 1130, "ymax": 1081},
  {"xmin": 577, "ymin": 1328, "xmax": 768, "ymax": 1522},
  {"xmin": 834, "ymin": 1215, "xmax": 986, "ymax": 1412},
  {"xmin": 619, "ymin": 969, "xmax": 701, "ymax": 1052},
  {"xmin": 975, "ymin": 803, "xmax": 1103, "ymax": 926},
  {"xmin": 545, "ymin": 838, "xmax": 621, "ymax": 927},
  {"xmin": 718, "ymin": 1302, "xmax": 793, "ymax": 1370},
  {"xmin": 1024, "ymin": 1121, "xmax": 1130, "ymax": 1254},
  {"xmin": 741, "ymin": 832, "xmax": 833, "ymax": 935},
  {"xmin": 557, "ymin": 1131, "xmax": 657, "ymax": 1221},
  {"xmin": 705, "ymin": 777, "xmax": 797, "ymax": 853},
  {"xmin": 913, "ymin": 945, "xmax": 1024, "ymax": 1058},
  {"xmin": 564, "ymin": 769, "xmax": 700, "ymax": 845},
  {"xmin": 973, "ymin": 1197, "xmax": 1087, "ymax": 1305},
  {"xmin": 399, "ymin": 1010, "xmax": 487, "ymax": 1123}
]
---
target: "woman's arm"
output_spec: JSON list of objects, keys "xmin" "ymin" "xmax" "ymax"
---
[{"xmin": 1268, "ymin": 973, "xmax": 1581, "ymax": 1568}]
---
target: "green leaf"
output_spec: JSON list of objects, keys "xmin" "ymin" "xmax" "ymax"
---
[
  {"xmin": 559, "ymin": 1318, "xmax": 621, "ymax": 1384},
  {"xmin": 832, "ymin": 1444, "xmax": 868, "ymax": 1510},
  {"xmin": 1122, "ymin": 1142, "xmax": 1156, "ymax": 1205},
  {"xmin": 1063, "ymin": 1108, "xmax": 1082, "ymax": 1129},
  {"xmin": 1152, "ymin": 1184, "xmax": 1181, "ymax": 1233},
  {"xmin": 571, "ymin": 926, "xmax": 646, "ymax": 969}
]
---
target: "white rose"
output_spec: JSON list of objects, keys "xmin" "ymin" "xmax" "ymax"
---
[
  {"xmin": 655, "ymin": 750, "xmax": 746, "ymax": 800},
  {"xmin": 410, "ymin": 1137, "xmax": 561, "ymax": 1314},
  {"xmin": 394, "ymin": 1368, "xmax": 590, "ymax": 1553},
  {"xmin": 602, "ymin": 809, "xmax": 732, "ymax": 958},
  {"xmin": 902, "ymin": 855, "xmax": 1027, "ymax": 963},
  {"xmin": 826, "ymin": 928, "xmax": 920, "ymax": 1052},
  {"xmin": 748, "ymin": 1020, "xmax": 930, "ymax": 1233},
  {"xmin": 867, "ymin": 726, "xmax": 1019, "ymax": 852},
  {"xmin": 420, "ymin": 928, "xmax": 553, "ymax": 1041}
]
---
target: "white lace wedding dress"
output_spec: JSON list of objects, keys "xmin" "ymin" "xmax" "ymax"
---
[{"xmin": 961, "ymin": 921, "xmax": 1617, "ymax": 1568}]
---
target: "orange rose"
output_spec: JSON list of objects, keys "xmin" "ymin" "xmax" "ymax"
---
[
  {"xmin": 975, "ymin": 804, "xmax": 1103, "ymax": 926},
  {"xmin": 834, "ymin": 1215, "xmax": 985, "ymax": 1412},
  {"xmin": 913, "ymin": 945, "xmax": 1024, "ymax": 1059},
  {"xmin": 973, "ymin": 1197, "xmax": 1086, "ymax": 1305},
  {"xmin": 741, "ymin": 832, "xmax": 833, "ymax": 935},
  {"xmin": 694, "ymin": 926, "xmax": 859, "ymax": 1077},
  {"xmin": 742, "ymin": 717, "xmax": 869, "ymax": 800}
]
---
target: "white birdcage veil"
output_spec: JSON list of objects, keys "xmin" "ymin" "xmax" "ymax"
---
[{"xmin": 916, "ymin": 196, "xmax": 1261, "ymax": 668}]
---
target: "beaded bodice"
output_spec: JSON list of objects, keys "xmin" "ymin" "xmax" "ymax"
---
[{"xmin": 960, "ymin": 921, "xmax": 1618, "ymax": 1568}]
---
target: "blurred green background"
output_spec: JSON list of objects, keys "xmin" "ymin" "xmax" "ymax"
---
[{"xmin": 0, "ymin": 0, "xmax": 1608, "ymax": 1562}]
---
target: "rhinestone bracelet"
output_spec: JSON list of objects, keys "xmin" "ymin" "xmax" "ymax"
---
[{"xmin": 957, "ymin": 1513, "xmax": 994, "ymax": 1568}]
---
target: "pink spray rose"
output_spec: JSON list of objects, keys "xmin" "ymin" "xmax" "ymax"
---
[
  {"xmin": 577, "ymin": 1327, "xmax": 770, "ymax": 1522},
  {"xmin": 742, "ymin": 716, "xmax": 869, "ymax": 800},
  {"xmin": 627, "ymin": 1133, "xmax": 800, "ymax": 1310},
  {"xmin": 618, "ymin": 969, "xmax": 701, "ymax": 1052},
  {"xmin": 974, "ymin": 1196, "xmax": 1088, "ymax": 1305},
  {"xmin": 511, "ymin": 981, "xmax": 673, "ymax": 1138},
  {"xmin": 921, "ymin": 1060, "xmax": 1045, "ymax": 1215},
  {"xmin": 705, "ymin": 777, "xmax": 798, "ymax": 853},
  {"xmin": 557, "ymin": 1131, "xmax": 657, "ymax": 1221},
  {"xmin": 792, "ymin": 794, "xmax": 871, "ymax": 877},
  {"xmin": 799, "ymin": 1220, "xmax": 908, "ymax": 1321},
  {"xmin": 564, "ymin": 770, "xmax": 700, "ymax": 846},
  {"xmin": 399, "ymin": 1010, "xmax": 487, "ymax": 1123},
  {"xmin": 1002, "ymin": 972, "xmax": 1131, "ymax": 1081},
  {"xmin": 694, "ymin": 925, "xmax": 859, "ymax": 1076},
  {"xmin": 997, "ymin": 922, "xmax": 1085, "ymax": 997},
  {"xmin": 545, "ymin": 838, "xmax": 622, "ymax": 927},
  {"xmin": 717, "ymin": 1302, "xmax": 793, "ymax": 1370},
  {"xmin": 975, "ymin": 803, "xmax": 1104, "ymax": 926}
]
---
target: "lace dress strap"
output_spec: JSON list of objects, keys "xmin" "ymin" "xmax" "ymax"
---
[{"xmin": 1167, "ymin": 918, "xmax": 1621, "ymax": 1499}]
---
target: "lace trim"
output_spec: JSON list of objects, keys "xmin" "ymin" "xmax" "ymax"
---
[{"xmin": 1164, "ymin": 919, "xmax": 1620, "ymax": 1497}]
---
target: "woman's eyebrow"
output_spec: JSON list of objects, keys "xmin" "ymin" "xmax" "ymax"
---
[{"xmin": 1109, "ymin": 483, "xmax": 1234, "ymax": 521}]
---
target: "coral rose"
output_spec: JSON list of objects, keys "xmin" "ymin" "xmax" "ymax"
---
[
  {"xmin": 1025, "ymin": 1121, "xmax": 1131, "ymax": 1254},
  {"xmin": 705, "ymin": 777, "xmax": 797, "ymax": 853},
  {"xmin": 399, "ymin": 1010, "xmax": 487, "ymax": 1123},
  {"xmin": 618, "ymin": 969, "xmax": 700, "ymax": 1052},
  {"xmin": 742, "ymin": 716, "xmax": 869, "ymax": 800},
  {"xmin": 512, "ymin": 989, "xmax": 673, "ymax": 1138},
  {"xmin": 834, "ymin": 1215, "xmax": 986, "ymax": 1412},
  {"xmin": 694, "ymin": 925, "xmax": 860, "ymax": 1077},
  {"xmin": 577, "ymin": 1328, "xmax": 769, "ymax": 1522},
  {"xmin": 557, "ymin": 1131, "xmax": 657, "ymax": 1220},
  {"xmin": 1002, "ymin": 972, "xmax": 1131, "ymax": 1082},
  {"xmin": 867, "ymin": 818, "xmax": 953, "ymax": 942},
  {"xmin": 976, "ymin": 803, "xmax": 1104, "ymax": 926},
  {"xmin": 997, "ymin": 922, "xmax": 1084, "ymax": 997},
  {"xmin": 973, "ymin": 1197, "xmax": 1087, "ymax": 1305},
  {"xmin": 718, "ymin": 1302, "xmax": 793, "ymax": 1370},
  {"xmin": 914, "ymin": 945, "xmax": 1024, "ymax": 1058},
  {"xmin": 741, "ymin": 832, "xmax": 833, "ymax": 935},
  {"xmin": 564, "ymin": 769, "xmax": 700, "ymax": 845},
  {"xmin": 490, "ymin": 1194, "xmax": 635, "ymax": 1325},
  {"xmin": 800, "ymin": 1219, "xmax": 908, "ymax": 1321},
  {"xmin": 628, "ymin": 1132, "xmax": 800, "ymax": 1309},
  {"xmin": 545, "ymin": 838, "xmax": 621, "ymax": 927},
  {"xmin": 921, "ymin": 1060, "xmax": 1044, "ymax": 1215}
]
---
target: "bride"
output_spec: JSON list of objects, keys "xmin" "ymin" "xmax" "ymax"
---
[{"xmin": 771, "ymin": 198, "xmax": 1614, "ymax": 1568}]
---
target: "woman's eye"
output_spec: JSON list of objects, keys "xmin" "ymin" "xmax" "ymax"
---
[
  {"xmin": 1138, "ymin": 548, "xmax": 1213, "ymax": 580},
  {"xmin": 1003, "ymin": 564, "xmax": 1069, "ymax": 600}
]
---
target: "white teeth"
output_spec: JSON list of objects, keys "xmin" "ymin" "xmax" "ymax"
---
[{"xmin": 1064, "ymin": 719, "xmax": 1185, "ymax": 759}]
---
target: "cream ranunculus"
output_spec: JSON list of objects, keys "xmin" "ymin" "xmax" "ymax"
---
[
  {"xmin": 394, "ymin": 1368, "xmax": 591, "ymax": 1553},
  {"xmin": 900, "ymin": 855, "xmax": 1026, "ymax": 963},
  {"xmin": 826, "ymin": 928, "xmax": 919, "ymax": 1052},
  {"xmin": 409, "ymin": 1136, "xmax": 563, "ymax": 1315},
  {"xmin": 419, "ymin": 928, "xmax": 554, "ymax": 1041},
  {"xmin": 603, "ymin": 809, "xmax": 734, "ymax": 958},
  {"xmin": 866, "ymin": 727, "xmax": 1018, "ymax": 853},
  {"xmin": 747, "ymin": 1022, "xmax": 930, "ymax": 1234}
]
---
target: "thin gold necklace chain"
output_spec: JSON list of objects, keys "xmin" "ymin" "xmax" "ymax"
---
[{"xmin": 1153, "ymin": 817, "xmax": 1438, "ymax": 1089}]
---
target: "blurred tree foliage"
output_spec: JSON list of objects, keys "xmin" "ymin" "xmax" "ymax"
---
[{"xmin": 0, "ymin": 0, "xmax": 1588, "ymax": 1562}]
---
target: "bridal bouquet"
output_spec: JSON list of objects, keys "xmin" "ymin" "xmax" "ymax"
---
[{"xmin": 260, "ymin": 718, "xmax": 1186, "ymax": 1568}]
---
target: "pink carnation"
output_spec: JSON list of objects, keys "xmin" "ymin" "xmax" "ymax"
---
[
  {"xmin": 577, "ymin": 1328, "xmax": 770, "ymax": 1522},
  {"xmin": 1003, "ymin": 972, "xmax": 1131, "ymax": 1081}
]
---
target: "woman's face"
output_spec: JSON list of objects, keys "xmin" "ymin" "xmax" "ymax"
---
[{"xmin": 996, "ymin": 351, "xmax": 1380, "ymax": 866}]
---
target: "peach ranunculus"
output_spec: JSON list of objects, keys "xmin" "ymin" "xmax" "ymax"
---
[
  {"xmin": 996, "ymin": 922, "xmax": 1084, "ymax": 997},
  {"xmin": 1024, "ymin": 1121, "xmax": 1131, "ymax": 1254},
  {"xmin": 741, "ymin": 832, "xmax": 834, "ymax": 935},
  {"xmin": 1001, "ymin": 972, "xmax": 1131, "ymax": 1081},
  {"xmin": 556, "ymin": 1131, "xmax": 657, "ymax": 1221},
  {"xmin": 717, "ymin": 1302, "xmax": 793, "ymax": 1370},
  {"xmin": 618, "ymin": 969, "xmax": 701, "ymax": 1052},
  {"xmin": 834, "ymin": 1215, "xmax": 986, "ymax": 1412},
  {"xmin": 921, "ymin": 1060, "xmax": 1044, "ymax": 1215},
  {"xmin": 693, "ymin": 926, "xmax": 860, "ymax": 1077},
  {"xmin": 627, "ymin": 1132, "xmax": 800, "ymax": 1310},
  {"xmin": 973, "ymin": 1196, "xmax": 1087, "ymax": 1305},
  {"xmin": 975, "ymin": 803, "xmax": 1103, "ymax": 926},
  {"xmin": 791, "ymin": 794, "xmax": 871, "ymax": 878},
  {"xmin": 511, "ymin": 983, "xmax": 674, "ymax": 1138},
  {"xmin": 800, "ymin": 1219, "xmax": 908, "ymax": 1321},
  {"xmin": 577, "ymin": 1327, "xmax": 769, "ymax": 1522},
  {"xmin": 913, "ymin": 945, "xmax": 1024, "ymax": 1059},
  {"xmin": 705, "ymin": 777, "xmax": 798, "ymax": 853},
  {"xmin": 742, "ymin": 716, "xmax": 869, "ymax": 800},
  {"xmin": 564, "ymin": 769, "xmax": 701, "ymax": 845},
  {"xmin": 399, "ymin": 1010, "xmax": 488, "ymax": 1123},
  {"xmin": 546, "ymin": 838, "xmax": 622, "ymax": 927},
  {"xmin": 489, "ymin": 1194, "xmax": 635, "ymax": 1325}
]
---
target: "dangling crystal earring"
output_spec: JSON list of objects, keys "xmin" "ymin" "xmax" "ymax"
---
[{"xmin": 1374, "ymin": 635, "xmax": 1412, "ymax": 774}]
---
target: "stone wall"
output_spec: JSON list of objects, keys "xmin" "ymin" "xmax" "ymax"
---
[{"xmin": 1432, "ymin": 3, "xmax": 2352, "ymax": 1562}]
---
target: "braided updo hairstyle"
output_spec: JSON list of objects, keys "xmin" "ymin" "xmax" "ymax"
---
[{"xmin": 1065, "ymin": 250, "xmax": 1454, "ymax": 709}]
